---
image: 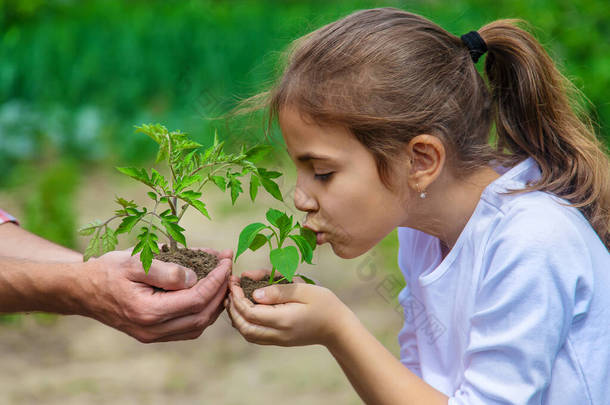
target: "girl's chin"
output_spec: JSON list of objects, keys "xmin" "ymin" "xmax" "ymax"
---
[{"xmin": 329, "ymin": 242, "xmax": 370, "ymax": 259}]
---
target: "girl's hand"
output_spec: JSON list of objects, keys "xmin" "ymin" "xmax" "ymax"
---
[{"xmin": 225, "ymin": 270, "xmax": 351, "ymax": 348}]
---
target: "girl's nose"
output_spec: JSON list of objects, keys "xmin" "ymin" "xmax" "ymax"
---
[{"xmin": 293, "ymin": 186, "xmax": 318, "ymax": 212}]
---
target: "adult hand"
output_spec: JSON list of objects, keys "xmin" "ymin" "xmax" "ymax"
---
[
  {"xmin": 79, "ymin": 248, "xmax": 233, "ymax": 343},
  {"xmin": 225, "ymin": 270, "xmax": 351, "ymax": 348}
]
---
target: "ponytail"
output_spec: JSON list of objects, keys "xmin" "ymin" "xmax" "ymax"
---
[{"xmin": 479, "ymin": 20, "xmax": 610, "ymax": 247}]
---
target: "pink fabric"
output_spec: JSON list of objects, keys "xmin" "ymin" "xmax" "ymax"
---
[{"xmin": 0, "ymin": 209, "xmax": 18, "ymax": 225}]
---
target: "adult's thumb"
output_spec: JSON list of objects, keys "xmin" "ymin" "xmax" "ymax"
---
[{"xmin": 134, "ymin": 259, "xmax": 197, "ymax": 290}]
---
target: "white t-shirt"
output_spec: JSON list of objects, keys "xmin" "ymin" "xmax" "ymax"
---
[{"xmin": 397, "ymin": 157, "xmax": 610, "ymax": 405}]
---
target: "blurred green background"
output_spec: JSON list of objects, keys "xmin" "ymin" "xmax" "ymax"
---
[
  {"xmin": 0, "ymin": 1, "xmax": 607, "ymax": 402},
  {"xmin": 1, "ymin": 0, "xmax": 608, "ymax": 250}
]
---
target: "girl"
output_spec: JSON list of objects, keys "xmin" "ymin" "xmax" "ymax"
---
[{"xmin": 225, "ymin": 8, "xmax": 610, "ymax": 405}]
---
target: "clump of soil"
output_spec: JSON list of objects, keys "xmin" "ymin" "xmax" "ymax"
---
[
  {"xmin": 240, "ymin": 276, "xmax": 290, "ymax": 303},
  {"xmin": 155, "ymin": 244, "xmax": 219, "ymax": 281}
]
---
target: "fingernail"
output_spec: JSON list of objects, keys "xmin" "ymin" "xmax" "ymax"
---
[
  {"xmin": 253, "ymin": 289, "xmax": 264, "ymax": 300},
  {"xmin": 185, "ymin": 269, "xmax": 197, "ymax": 286}
]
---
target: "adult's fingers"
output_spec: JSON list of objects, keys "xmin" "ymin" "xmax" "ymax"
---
[
  {"xmin": 129, "ymin": 258, "xmax": 197, "ymax": 290},
  {"xmin": 141, "ymin": 259, "xmax": 231, "ymax": 321},
  {"xmin": 239, "ymin": 269, "xmax": 271, "ymax": 281},
  {"xmin": 153, "ymin": 329, "xmax": 204, "ymax": 343},
  {"xmin": 140, "ymin": 278, "xmax": 229, "ymax": 339},
  {"xmin": 191, "ymin": 258, "xmax": 232, "ymax": 300}
]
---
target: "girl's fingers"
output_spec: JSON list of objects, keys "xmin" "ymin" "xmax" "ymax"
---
[
  {"xmin": 232, "ymin": 291, "xmax": 295, "ymax": 330},
  {"xmin": 229, "ymin": 277, "xmax": 249, "ymax": 301},
  {"xmin": 228, "ymin": 296, "xmax": 283, "ymax": 345},
  {"xmin": 199, "ymin": 248, "xmax": 234, "ymax": 260}
]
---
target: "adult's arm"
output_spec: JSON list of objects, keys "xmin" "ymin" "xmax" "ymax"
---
[
  {"xmin": 0, "ymin": 222, "xmax": 233, "ymax": 342},
  {"xmin": 0, "ymin": 222, "xmax": 82, "ymax": 261}
]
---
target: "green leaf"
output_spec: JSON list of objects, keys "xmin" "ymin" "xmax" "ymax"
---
[
  {"xmin": 249, "ymin": 233, "xmax": 267, "ymax": 252},
  {"xmin": 156, "ymin": 144, "xmax": 169, "ymax": 164},
  {"xmin": 179, "ymin": 190, "xmax": 202, "ymax": 200},
  {"xmin": 116, "ymin": 167, "xmax": 152, "ymax": 186},
  {"xmin": 265, "ymin": 208, "xmax": 285, "ymax": 228},
  {"xmin": 244, "ymin": 145, "xmax": 272, "ymax": 163},
  {"xmin": 151, "ymin": 169, "xmax": 169, "ymax": 191},
  {"xmin": 83, "ymin": 229, "xmax": 101, "ymax": 261},
  {"xmin": 261, "ymin": 177, "xmax": 283, "ymax": 201},
  {"xmin": 270, "ymin": 246, "xmax": 299, "ymax": 282},
  {"xmin": 249, "ymin": 175, "xmax": 260, "ymax": 201},
  {"xmin": 300, "ymin": 227, "xmax": 317, "ymax": 250},
  {"xmin": 177, "ymin": 149, "xmax": 198, "ymax": 174},
  {"xmin": 296, "ymin": 274, "xmax": 316, "ymax": 285},
  {"xmin": 289, "ymin": 234, "xmax": 313, "ymax": 264},
  {"xmin": 162, "ymin": 221, "xmax": 186, "ymax": 247},
  {"xmin": 277, "ymin": 215, "xmax": 293, "ymax": 243},
  {"xmin": 188, "ymin": 199, "xmax": 210, "ymax": 219},
  {"xmin": 160, "ymin": 212, "xmax": 179, "ymax": 222},
  {"xmin": 115, "ymin": 197, "xmax": 137, "ymax": 209},
  {"xmin": 147, "ymin": 192, "xmax": 157, "ymax": 201},
  {"xmin": 183, "ymin": 141, "xmax": 202, "ymax": 150},
  {"xmin": 116, "ymin": 215, "xmax": 142, "ymax": 234},
  {"xmin": 259, "ymin": 168, "xmax": 282, "ymax": 179},
  {"xmin": 135, "ymin": 123, "xmax": 163, "ymax": 144},
  {"xmin": 236, "ymin": 222, "xmax": 267, "ymax": 260},
  {"xmin": 78, "ymin": 220, "xmax": 102, "ymax": 236},
  {"xmin": 134, "ymin": 225, "xmax": 160, "ymax": 272},
  {"xmin": 229, "ymin": 176, "xmax": 243, "ymax": 205},
  {"xmin": 211, "ymin": 175, "xmax": 226, "ymax": 191},
  {"xmin": 101, "ymin": 227, "xmax": 118, "ymax": 253},
  {"xmin": 176, "ymin": 174, "xmax": 202, "ymax": 192}
]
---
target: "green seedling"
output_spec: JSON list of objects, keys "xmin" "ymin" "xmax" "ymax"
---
[
  {"xmin": 79, "ymin": 123, "xmax": 283, "ymax": 271},
  {"xmin": 235, "ymin": 208, "xmax": 317, "ymax": 284}
]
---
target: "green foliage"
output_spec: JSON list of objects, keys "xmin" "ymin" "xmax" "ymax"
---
[
  {"xmin": 1, "ymin": 0, "xmax": 607, "ymax": 185},
  {"xmin": 22, "ymin": 160, "xmax": 80, "ymax": 249},
  {"xmin": 236, "ymin": 208, "xmax": 317, "ymax": 284},
  {"xmin": 79, "ymin": 124, "xmax": 283, "ymax": 271}
]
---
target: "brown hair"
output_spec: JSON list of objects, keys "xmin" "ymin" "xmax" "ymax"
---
[{"xmin": 239, "ymin": 7, "xmax": 610, "ymax": 247}]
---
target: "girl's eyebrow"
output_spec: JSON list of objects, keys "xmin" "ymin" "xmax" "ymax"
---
[{"xmin": 297, "ymin": 153, "xmax": 332, "ymax": 162}]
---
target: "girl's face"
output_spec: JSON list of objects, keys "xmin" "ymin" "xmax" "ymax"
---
[{"xmin": 279, "ymin": 107, "xmax": 411, "ymax": 259}]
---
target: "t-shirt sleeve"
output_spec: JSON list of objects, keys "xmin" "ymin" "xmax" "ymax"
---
[
  {"xmin": 0, "ymin": 209, "xmax": 18, "ymax": 225},
  {"xmin": 449, "ymin": 206, "xmax": 593, "ymax": 405}
]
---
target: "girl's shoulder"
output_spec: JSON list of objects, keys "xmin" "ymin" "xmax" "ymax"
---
[{"xmin": 482, "ymin": 157, "xmax": 602, "ymax": 250}]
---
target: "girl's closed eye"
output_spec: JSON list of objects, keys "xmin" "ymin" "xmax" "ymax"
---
[{"xmin": 314, "ymin": 172, "xmax": 334, "ymax": 182}]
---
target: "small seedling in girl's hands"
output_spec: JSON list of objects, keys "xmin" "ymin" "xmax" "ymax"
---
[
  {"xmin": 235, "ymin": 208, "xmax": 318, "ymax": 301},
  {"xmin": 78, "ymin": 123, "xmax": 283, "ymax": 280}
]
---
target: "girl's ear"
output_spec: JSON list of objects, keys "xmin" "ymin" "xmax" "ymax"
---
[{"xmin": 405, "ymin": 134, "xmax": 446, "ymax": 193}]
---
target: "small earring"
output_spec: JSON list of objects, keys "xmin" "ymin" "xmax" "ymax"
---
[{"xmin": 416, "ymin": 183, "xmax": 427, "ymax": 199}]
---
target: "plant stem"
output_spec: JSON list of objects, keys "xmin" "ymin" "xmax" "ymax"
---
[
  {"xmin": 169, "ymin": 196, "xmax": 178, "ymax": 252},
  {"xmin": 268, "ymin": 267, "xmax": 276, "ymax": 285},
  {"xmin": 272, "ymin": 276, "xmax": 286, "ymax": 284}
]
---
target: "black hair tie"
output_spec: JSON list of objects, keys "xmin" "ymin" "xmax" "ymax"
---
[{"xmin": 460, "ymin": 31, "xmax": 487, "ymax": 63}]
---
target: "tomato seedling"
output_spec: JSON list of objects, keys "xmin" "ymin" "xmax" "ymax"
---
[
  {"xmin": 236, "ymin": 208, "xmax": 317, "ymax": 284},
  {"xmin": 79, "ymin": 123, "xmax": 283, "ymax": 272}
]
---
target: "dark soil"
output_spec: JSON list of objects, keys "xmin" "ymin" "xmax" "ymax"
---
[
  {"xmin": 154, "ymin": 244, "xmax": 219, "ymax": 281},
  {"xmin": 240, "ymin": 276, "xmax": 290, "ymax": 303}
]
